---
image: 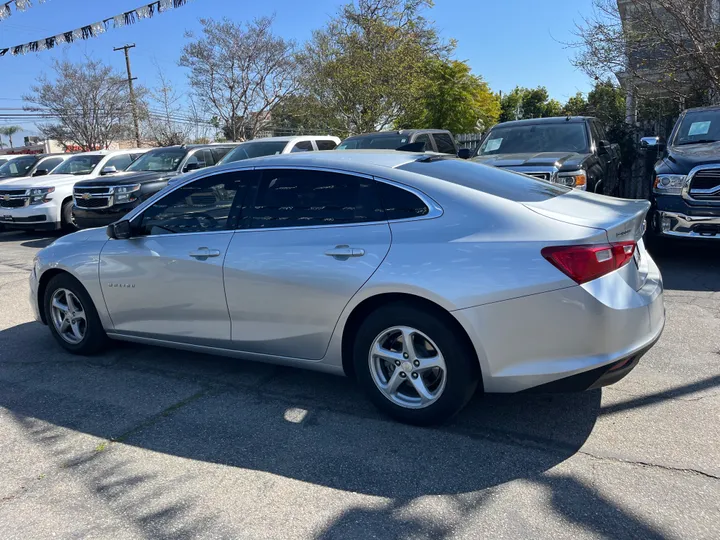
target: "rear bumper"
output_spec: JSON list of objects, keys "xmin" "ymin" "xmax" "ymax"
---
[
  {"xmin": 73, "ymin": 201, "xmax": 139, "ymax": 228},
  {"xmin": 453, "ymin": 251, "xmax": 665, "ymax": 393}
]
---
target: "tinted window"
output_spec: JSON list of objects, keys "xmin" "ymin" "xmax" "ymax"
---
[
  {"xmin": 338, "ymin": 134, "xmax": 410, "ymax": 150},
  {"xmin": 477, "ymin": 123, "xmax": 589, "ymax": 155},
  {"xmin": 38, "ymin": 157, "xmax": 64, "ymax": 172},
  {"xmin": 291, "ymin": 141, "xmax": 314, "ymax": 153},
  {"xmin": 414, "ymin": 134, "xmax": 432, "ymax": 151},
  {"xmin": 399, "ymin": 157, "xmax": 570, "ymax": 202},
  {"xmin": 184, "ymin": 151, "xmax": 209, "ymax": 170},
  {"xmin": 251, "ymin": 170, "xmax": 384, "ymax": 229},
  {"xmin": 377, "ymin": 182, "xmax": 429, "ymax": 220},
  {"xmin": 139, "ymin": 171, "xmax": 256, "ymax": 235},
  {"xmin": 212, "ymin": 147, "xmax": 232, "ymax": 162},
  {"xmin": 316, "ymin": 140, "xmax": 337, "ymax": 151},
  {"xmin": 219, "ymin": 141, "xmax": 288, "ymax": 163},
  {"xmin": 53, "ymin": 155, "xmax": 104, "ymax": 175},
  {"xmin": 433, "ymin": 133, "xmax": 456, "ymax": 154},
  {"xmin": 127, "ymin": 148, "xmax": 187, "ymax": 172},
  {"xmin": 0, "ymin": 156, "xmax": 37, "ymax": 178},
  {"xmin": 105, "ymin": 154, "xmax": 133, "ymax": 172}
]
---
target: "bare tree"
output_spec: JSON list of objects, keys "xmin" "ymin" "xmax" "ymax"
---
[
  {"xmin": 180, "ymin": 16, "xmax": 299, "ymax": 141},
  {"xmin": 573, "ymin": 0, "xmax": 720, "ymax": 102},
  {"xmin": 143, "ymin": 64, "xmax": 193, "ymax": 146},
  {"xmin": 25, "ymin": 58, "xmax": 139, "ymax": 151}
]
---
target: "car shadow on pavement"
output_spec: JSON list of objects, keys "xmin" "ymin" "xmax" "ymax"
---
[{"xmin": 0, "ymin": 230, "xmax": 60, "ymax": 249}]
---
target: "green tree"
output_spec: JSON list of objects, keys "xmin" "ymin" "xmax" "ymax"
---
[
  {"xmin": 300, "ymin": 0, "xmax": 452, "ymax": 134},
  {"xmin": 499, "ymin": 86, "xmax": 561, "ymax": 122},
  {"xmin": 397, "ymin": 59, "xmax": 500, "ymax": 133},
  {"xmin": 270, "ymin": 94, "xmax": 347, "ymax": 137},
  {"xmin": 0, "ymin": 126, "xmax": 22, "ymax": 148},
  {"xmin": 562, "ymin": 92, "xmax": 588, "ymax": 116}
]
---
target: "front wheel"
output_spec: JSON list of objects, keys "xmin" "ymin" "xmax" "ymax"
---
[
  {"xmin": 353, "ymin": 302, "xmax": 480, "ymax": 425},
  {"xmin": 44, "ymin": 273, "xmax": 108, "ymax": 355}
]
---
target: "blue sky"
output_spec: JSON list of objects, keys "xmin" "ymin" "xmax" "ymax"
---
[{"xmin": 0, "ymin": 0, "xmax": 597, "ymax": 140}]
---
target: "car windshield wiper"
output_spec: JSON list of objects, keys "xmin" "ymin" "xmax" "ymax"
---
[{"xmin": 677, "ymin": 139, "xmax": 720, "ymax": 145}]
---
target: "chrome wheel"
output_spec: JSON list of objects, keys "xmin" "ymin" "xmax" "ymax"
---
[
  {"xmin": 368, "ymin": 326, "xmax": 447, "ymax": 409},
  {"xmin": 50, "ymin": 288, "xmax": 87, "ymax": 345}
]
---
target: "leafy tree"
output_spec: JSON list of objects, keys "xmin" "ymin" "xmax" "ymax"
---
[
  {"xmin": 396, "ymin": 59, "xmax": 500, "ymax": 133},
  {"xmin": 300, "ymin": 0, "xmax": 452, "ymax": 134},
  {"xmin": 180, "ymin": 17, "xmax": 299, "ymax": 141},
  {"xmin": 269, "ymin": 94, "xmax": 346, "ymax": 137},
  {"xmin": 0, "ymin": 126, "xmax": 21, "ymax": 148},
  {"xmin": 562, "ymin": 92, "xmax": 589, "ymax": 116},
  {"xmin": 500, "ymin": 87, "xmax": 562, "ymax": 122},
  {"xmin": 25, "ymin": 59, "xmax": 136, "ymax": 151}
]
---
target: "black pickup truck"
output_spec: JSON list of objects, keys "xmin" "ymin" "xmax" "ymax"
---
[
  {"xmin": 471, "ymin": 116, "xmax": 622, "ymax": 193},
  {"xmin": 72, "ymin": 143, "xmax": 237, "ymax": 229},
  {"xmin": 646, "ymin": 106, "xmax": 720, "ymax": 240}
]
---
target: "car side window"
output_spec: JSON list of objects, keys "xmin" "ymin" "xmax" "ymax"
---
[
  {"xmin": 290, "ymin": 141, "xmax": 314, "ymax": 153},
  {"xmin": 377, "ymin": 181, "xmax": 430, "ymax": 220},
  {"xmin": 433, "ymin": 133, "xmax": 457, "ymax": 154},
  {"xmin": 40, "ymin": 157, "xmax": 64, "ymax": 172},
  {"xmin": 589, "ymin": 122, "xmax": 602, "ymax": 147},
  {"xmin": 212, "ymin": 147, "xmax": 232, "ymax": 162},
  {"xmin": 105, "ymin": 154, "xmax": 133, "ymax": 171},
  {"xmin": 138, "ymin": 171, "xmax": 257, "ymax": 236},
  {"xmin": 184, "ymin": 151, "xmax": 207, "ymax": 170},
  {"xmin": 250, "ymin": 169, "xmax": 385, "ymax": 229},
  {"xmin": 316, "ymin": 140, "xmax": 338, "ymax": 151},
  {"xmin": 414, "ymin": 134, "xmax": 432, "ymax": 151}
]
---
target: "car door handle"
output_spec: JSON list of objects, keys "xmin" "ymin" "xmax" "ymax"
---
[
  {"xmin": 325, "ymin": 245, "xmax": 366, "ymax": 260},
  {"xmin": 189, "ymin": 247, "xmax": 222, "ymax": 260}
]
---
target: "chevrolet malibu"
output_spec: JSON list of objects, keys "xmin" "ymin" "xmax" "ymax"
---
[{"xmin": 30, "ymin": 152, "xmax": 665, "ymax": 425}]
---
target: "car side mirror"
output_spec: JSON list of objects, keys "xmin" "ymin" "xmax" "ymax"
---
[
  {"xmin": 183, "ymin": 162, "xmax": 202, "ymax": 173},
  {"xmin": 457, "ymin": 148, "xmax": 472, "ymax": 160},
  {"xmin": 640, "ymin": 136, "xmax": 666, "ymax": 153},
  {"xmin": 597, "ymin": 140, "xmax": 610, "ymax": 155},
  {"xmin": 32, "ymin": 169, "xmax": 49, "ymax": 177},
  {"xmin": 107, "ymin": 220, "xmax": 132, "ymax": 240},
  {"xmin": 101, "ymin": 166, "xmax": 118, "ymax": 175}
]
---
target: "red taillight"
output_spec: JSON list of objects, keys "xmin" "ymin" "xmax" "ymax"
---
[{"xmin": 541, "ymin": 241, "xmax": 636, "ymax": 284}]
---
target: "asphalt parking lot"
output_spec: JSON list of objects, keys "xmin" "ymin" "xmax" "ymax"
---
[{"xmin": 0, "ymin": 231, "xmax": 718, "ymax": 540}]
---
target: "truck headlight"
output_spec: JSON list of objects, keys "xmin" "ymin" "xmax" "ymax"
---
[
  {"xmin": 653, "ymin": 174, "xmax": 686, "ymax": 195},
  {"xmin": 557, "ymin": 170, "xmax": 587, "ymax": 190},
  {"xmin": 113, "ymin": 184, "xmax": 141, "ymax": 203},
  {"xmin": 28, "ymin": 187, "xmax": 55, "ymax": 205}
]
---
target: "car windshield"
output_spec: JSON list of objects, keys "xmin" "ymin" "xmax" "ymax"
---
[
  {"xmin": 0, "ymin": 156, "xmax": 37, "ymax": 178},
  {"xmin": 338, "ymin": 134, "xmax": 410, "ymax": 150},
  {"xmin": 477, "ymin": 123, "xmax": 589, "ymax": 155},
  {"xmin": 52, "ymin": 155, "xmax": 104, "ymax": 176},
  {"xmin": 126, "ymin": 148, "xmax": 187, "ymax": 172},
  {"xmin": 219, "ymin": 141, "xmax": 288, "ymax": 164},
  {"xmin": 672, "ymin": 110, "xmax": 720, "ymax": 146}
]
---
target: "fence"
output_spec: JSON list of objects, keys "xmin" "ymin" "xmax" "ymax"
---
[{"xmin": 455, "ymin": 133, "xmax": 484, "ymax": 150}]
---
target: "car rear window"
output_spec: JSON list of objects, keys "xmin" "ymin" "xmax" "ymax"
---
[{"xmin": 398, "ymin": 157, "xmax": 570, "ymax": 202}]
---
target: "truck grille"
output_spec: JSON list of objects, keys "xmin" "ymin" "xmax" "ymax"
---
[
  {"xmin": 0, "ymin": 189, "xmax": 29, "ymax": 208},
  {"xmin": 689, "ymin": 168, "xmax": 720, "ymax": 199},
  {"xmin": 74, "ymin": 186, "xmax": 113, "ymax": 209},
  {"xmin": 76, "ymin": 197, "xmax": 111, "ymax": 208}
]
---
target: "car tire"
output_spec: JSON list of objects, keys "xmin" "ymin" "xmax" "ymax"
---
[
  {"xmin": 61, "ymin": 200, "xmax": 79, "ymax": 232},
  {"xmin": 44, "ymin": 273, "xmax": 108, "ymax": 355},
  {"xmin": 353, "ymin": 302, "xmax": 480, "ymax": 425}
]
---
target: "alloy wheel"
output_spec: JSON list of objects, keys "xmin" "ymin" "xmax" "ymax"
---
[{"xmin": 50, "ymin": 288, "xmax": 87, "ymax": 345}]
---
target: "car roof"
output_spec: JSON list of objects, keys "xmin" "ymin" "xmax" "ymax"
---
[
  {"xmin": 242, "ymin": 135, "xmax": 340, "ymax": 143},
  {"xmin": 683, "ymin": 105, "xmax": 720, "ymax": 113},
  {"xmin": 154, "ymin": 143, "xmax": 240, "ymax": 151},
  {"xmin": 492, "ymin": 116, "xmax": 594, "ymax": 128},
  {"xmin": 344, "ymin": 129, "xmax": 451, "ymax": 139}
]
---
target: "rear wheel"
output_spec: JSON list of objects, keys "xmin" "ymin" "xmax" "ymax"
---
[
  {"xmin": 61, "ymin": 200, "xmax": 78, "ymax": 232},
  {"xmin": 353, "ymin": 302, "xmax": 480, "ymax": 425},
  {"xmin": 44, "ymin": 273, "xmax": 108, "ymax": 355}
]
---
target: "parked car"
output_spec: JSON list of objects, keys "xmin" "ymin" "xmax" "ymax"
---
[
  {"xmin": 338, "ymin": 130, "xmax": 465, "ymax": 157},
  {"xmin": 31, "ymin": 152, "xmax": 663, "ymax": 425},
  {"xmin": 72, "ymin": 143, "xmax": 238, "ymax": 229},
  {"xmin": 472, "ymin": 116, "xmax": 621, "ymax": 193},
  {"xmin": 0, "ymin": 153, "xmax": 70, "ymax": 182},
  {"xmin": 218, "ymin": 136, "xmax": 341, "ymax": 166},
  {"xmin": 0, "ymin": 149, "xmax": 146, "ymax": 232},
  {"xmin": 646, "ymin": 106, "xmax": 720, "ymax": 239}
]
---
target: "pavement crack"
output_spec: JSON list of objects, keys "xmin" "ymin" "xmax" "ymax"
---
[{"xmin": 578, "ymin": 450, "xmax": 720, "ymax": 480}]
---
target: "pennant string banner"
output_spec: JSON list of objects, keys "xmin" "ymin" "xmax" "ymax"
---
[
  {"xmin": 0, "ymin": 0, "xmax": 49, "ymax": 23},
  {"xmin": 0, "ymin": 0, "xmax": 190, "ymax": 57}
]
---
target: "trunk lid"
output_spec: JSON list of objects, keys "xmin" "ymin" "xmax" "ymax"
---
[{"xmin": 525, "ymin": 191, "xmax": 651, "ymax": 290}]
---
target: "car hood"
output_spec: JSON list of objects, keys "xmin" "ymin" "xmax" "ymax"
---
[
  {"xmin": 75, "ymin": 170, "xmax": 179, "ymax": 187},
  {"xmin": 665, "ymin": 142, "xmax": 720, "ymax": 173},
  {"xmin": 473, "ymin": 152, "xmax": 588, "ymax": 171},
  {"xmin": 0, "ymin": 173, "xmax": 88, "ymax": 189}
]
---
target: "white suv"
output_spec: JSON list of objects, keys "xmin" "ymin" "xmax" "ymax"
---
[
  {"xmin": 216, "ymin": 136, "xmax": 341, "ymax": 165},
  {"xmin": 0, "ymin": 149, "xmax": 146, "ymax": 232}
]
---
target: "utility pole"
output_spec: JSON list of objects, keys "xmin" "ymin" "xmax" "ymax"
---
[{"xmin": 114, "ymin": 44, "xmax": 141, "ymax": 148}]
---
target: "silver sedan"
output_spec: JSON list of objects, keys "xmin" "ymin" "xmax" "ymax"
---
[{"xmin": 30, "ymin": 151, "xmax": 664, "ymax": 425}]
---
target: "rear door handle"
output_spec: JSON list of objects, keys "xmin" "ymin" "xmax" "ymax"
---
[
  {"xmin": 325, "ymin": 245, "xmax": 366, "ymax": 260},
  {"xmin": 189, "ymin": 247, "xmax": 222, "ymax": 260}
]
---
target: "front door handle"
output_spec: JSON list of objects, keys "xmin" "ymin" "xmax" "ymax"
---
[
  {"xmin": 325, "ymin": 245, "xmax": 366, "ymax": 260},
  {"xmin": 189, "ymin": 247, "xmax": 222, "ymax": 261}
]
